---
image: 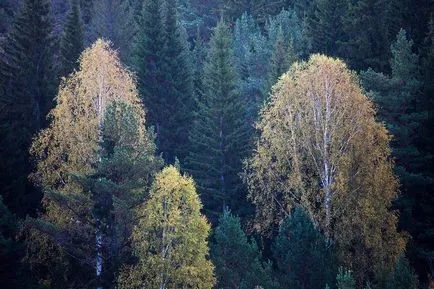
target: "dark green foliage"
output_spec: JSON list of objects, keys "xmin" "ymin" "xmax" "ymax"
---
[
  {"xmin": 186, "ymin": 20, "xmax": 251, "ymax": 221},
  {"xmin": 336, "ymin": 268, "xmax": 355, "ymax": 289},
  {"xmin": 233, "ymin": 13, "xmax": 269, "ymax": 119},
  {"xmin": 361, "ymin": 29, "xmax": 433, "ymax": 281},
  {"xmin": 132, "ymin": 0, "xmax": 193, "ymax": 164},
  {"xmin": 340, "ymin": 0, "xmax": 401, "ymax": 70},
  {"xmin": 308, "ymin": 0, "xmax": 346, "ymax": 56},
  {"xmin": 386, "ymin": 257, "xmax": 418, "ymax": 289},
  {"xmin": 0, "ymin": 0, "xmax": 56, "ymax": 217},
  {"xmin": 162, "ymin": 0, "xmax": 194, "ymax": 163},
  {"xmin": 211, "ymin": 210, "xmax": 279, "ymax": 289},
  {"xmin": 60, "ymin": 0, "xmax": 84, "ymax": 76},
  {"xmin": 267, "ymin": 26, "xmax": 293, "ymax": 91},
  {"xmin": 273, "ymin": 207, "xmax": 333, "ymax": 289}
]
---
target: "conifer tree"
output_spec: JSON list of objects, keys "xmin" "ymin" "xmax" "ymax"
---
[
  {"xmin": 267, "ymin": 26, "xmax": 293, "ymax": 91},
  {"xmin": 336, "ymin": 268, "xmax": 355, "ymax": 289},
  {"xmin": 0, "ymin": 0, "xmax": 56, "ymax": 217},
  {"xmin": 60, "ymin": 0, "xmax": 84, "ymax": 76},
  {"xmin": 118, "ymin": 166, "xmax": 215, "ymax": 289},
  {"xmin": 361, "ymin": 29, "xmax": 433, "ymax": 283},
  {"xmin": 386, "ymin": 257, "xmax": 418, "ymax": 289},
  {"xmin": 88, "ymin": 0, "xmax": 138, "ymax": 60},
  {"xmin": 186, "ymin": 19, "xmax": 251, "ymax": 221},
  {"xmin": 133, "ymin": 0, "xmax": 193, "ymax": 163},
  {"xmin": 26, "ymin": 40, "xmax": 161, "ymax": 288},
  {"xmin": 308, "ymin": 0, "xmax": 346, "ymax": 56},
  {"xmin": 161, "ymin": 0, "xmax": 193, "ymax": 163},
  {"xmin": 273, "ymin": 207, "xmax": 333, "ymax": 289},
  {"xmin": 211, "ymin": 210, "xmax": 279, "ymax": 289}
]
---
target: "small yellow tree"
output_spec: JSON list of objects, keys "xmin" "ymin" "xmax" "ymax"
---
[
  {"xmin": 118, "ymin": 166, "xmax": 215, "ymax": 289},
  {"xmin": 244, "ymin": 54, "xmax": 405, "ymax": 284}
]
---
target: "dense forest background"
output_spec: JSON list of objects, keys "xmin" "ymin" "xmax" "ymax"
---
[{"xmin": 0, "ymin": 0, "xmax": 433, "ymax": 289}]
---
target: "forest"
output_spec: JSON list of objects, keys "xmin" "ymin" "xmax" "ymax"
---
[{"xmin": 0, "ymin": 0, "xmax": 433, "ymax": 289}]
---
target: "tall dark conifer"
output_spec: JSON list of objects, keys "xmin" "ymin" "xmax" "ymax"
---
[
  {"xmin": 0, "ymin": 0, "xmax": 56, "ymax": 217},
  {"xmin": 60, "ymin": 0, "xmax": 84, "ymax": 76},
  {"xmin": 186, "ymin": 20, "xmax": 251, "ymax": 221}
]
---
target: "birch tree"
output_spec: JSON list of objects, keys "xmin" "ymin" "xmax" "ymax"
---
[
  {"xmin": 244, "ymin": 54, "xmax": 405, "ymax": 284},
  {"xmin": 118, "ymin": 166, "xmax": 215, "ymax": 289},
  {"xmin": 26, "ymin": 39, "xmax": 161, "ymax": 288}
]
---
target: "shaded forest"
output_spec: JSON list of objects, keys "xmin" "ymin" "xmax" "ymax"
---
[{"xmin": 0, "ymin": 0, "xmax": 433, "ymax": 289}]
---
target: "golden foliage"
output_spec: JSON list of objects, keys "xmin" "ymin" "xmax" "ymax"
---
[
  {"xmin": 118, "ymin": 166, "xmax": 215, "ymax": 289},
  {"xmin": 30, "ymin": 39, "xmax": 145, "ymax": 190},
  {"xmin": 244, "ymin": 54, "xmax": 405, "ymax": 284}
]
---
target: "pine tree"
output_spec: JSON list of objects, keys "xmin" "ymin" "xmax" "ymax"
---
[
  {"xmin": 273, "ymin": 207, "xmax": 333, "ymax": 289},
  {"xmin": 186, "ymin": 19, "xmax": 251, "ymax": 221},
  {"xmin": 26, "ymin": 40, "xmax": 161, "ymax": 288},
  {"xmin": 211, "ymin": 210, "xmax": 279, "ymax": 289},
  {"xmin": 118, "ymin": 166, "xmax": 215, "ymax": 289},
  {"xmin": 60, "ymin": 0, "xmax": 84, "ymax": 76},
  {"xmin": 0, "ymin": 0, "xmax": 56, "ymax": 217}
]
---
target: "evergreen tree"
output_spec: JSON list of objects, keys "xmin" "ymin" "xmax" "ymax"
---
[
  {"xmin": 118, "ymin": 166, "xmax": 215, "ymax": 289},
  {"xmin": 133, "ymin": 0, "xmax": 193, "ymax": 163},
  {"xmin": 308, "ymin": 0, "xmax": 346, "ymax": 56},
  {"xmin": 87, "ymin": 0, "xmax": 138, "ymax": 60},
  {"xmin": 361, "ymin": 29, "xmax": 433, "ymax": 280},
  {"xmin": 26, "ymin": 40, "xmax": 161, "ymax": 288},
  {"xmin": 336, "ymin": 268, "xmax": 355, "ymax": 289},
  {"xmin": 186, "ymin": 19, "xmax": 251, "ymax": 221},
  {"xmin": 386, "ymin": 257, "xmax": 418, "ymax": 289},
  {"xmin": 211, "ymin": 210, "xmax": 278, "ymax": 289},
  {"xmin": 267, "ymin": 26, "xmax": 293, "ymax": 91},
  {"xmin": 60, "ymin": 0, "xmax": 84, "ymax": 76},
  {"xmin": 340, "ymin": 0, "xmax": 401, "ymax": 70},
  {"xmin": 273, "ymin": 207, "xmax": 333, "ymax": 289},
  {"xmin": 233, "ymin": 12, "xmax": 269, "ymax": 120},
  {"xmin": 161, "ymin": 0, "xmax": 194, "ymax": 163},
  {"xmin": 0, "ymin": 0, "xmax": 56, "ymax": 217}
]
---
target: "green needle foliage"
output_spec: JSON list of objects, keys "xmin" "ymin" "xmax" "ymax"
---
[
  {"xmin": 273, "ymin": 207, "xmax": 333, "ymax": 289},
  {"xmin": 186, "ymin": 19, "xmax": 251, "ymax": 221},
  {"xmin": 0, "ymin": 0, "xmax": 56, "ymax": 217},
  {"xmin": 211, "ymin": 210, "xmax": 279, "ymax": 289},
  {"xmin": 60, "ymin": 0, "xmax": 84, "ymax": 76}
]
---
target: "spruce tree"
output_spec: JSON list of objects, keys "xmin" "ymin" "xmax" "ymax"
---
[
  {"xmin": 0, "ymin": 0, "xmax": 56, "ymax": 217},
  {"xmin": 386, "ymin": 257, "xmax": 418, "ymax": 289},
  {"xmin": 211, "ymin": 210, "xmax": 279, "ymax": 289},
  {"xmin": 161, "ymin": 0, "xmax": 193, "ymax": 163},
  {"xmin": 132, "ymin": 0, "xmax": 193, "ymax": 164},
  {"xmin": 308, "ymin": 0, "xmax": 346, "ymax": 56},
  {"xmin": 361, "ymin": 30, "xmax": 433, "ymax": 277},
  {"xmin": 186, "ymin": 19, "xmax": 251, "ymax": 221},
  {"xmin": 267, "ymin": 26, "xmax": 292, "ymax": 91},
  {"xmin": 273, "ymin": 207, "xmax": 333, "ymax": 289},
  {"xmin": 60, "ymin": 0, "xmax": 84, "ymax": 76},
  {"xmin": 336, "ymin": 268, "xmax": 355, "ymax": 289}
]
